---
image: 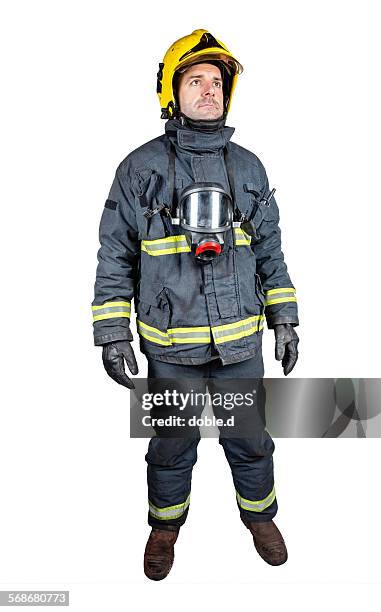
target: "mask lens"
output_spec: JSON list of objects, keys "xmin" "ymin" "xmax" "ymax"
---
[{"xmin": 179, "ymin": 183, "xmax": 232, "ymax": 232}]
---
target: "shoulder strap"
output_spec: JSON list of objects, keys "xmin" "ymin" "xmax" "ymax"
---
[
  {"xmin": 165, "ymin": 137, "xmax": 177, "ymax": 216},
  {"xmin": 223, "ymin": 144, "xmax": 241, "ymax": 221}
]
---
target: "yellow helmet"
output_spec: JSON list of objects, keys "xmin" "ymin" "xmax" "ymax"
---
[{"xmin": 157, "ymin": 29, "xmax": 243, "ymax": 119}]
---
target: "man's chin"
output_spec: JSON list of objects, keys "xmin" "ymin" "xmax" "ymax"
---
[{"xmin": 190, "ymin": 109, "xmax": 223, "ymax": 121}]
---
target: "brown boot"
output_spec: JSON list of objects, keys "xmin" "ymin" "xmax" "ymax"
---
[
  {"xmin": 242, "ymin": 519, "xmax": 288, "ymax": 566},
  {"xmin": 144, "ymin": 528, "xmax": 179, "ymax": 581}
]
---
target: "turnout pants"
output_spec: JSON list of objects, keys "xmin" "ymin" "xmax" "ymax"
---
[{"xmin": 145, "ymin": 352, "xmax": 277, "ymax": 530}]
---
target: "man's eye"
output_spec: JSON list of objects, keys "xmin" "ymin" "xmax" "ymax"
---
[
  {"xmin": 191, "ymin": 79, "xmax": 200, "ymax": 85},
  {"xmin": 214, "ymin": 82, "xmax": 222, "ymax": 88}
]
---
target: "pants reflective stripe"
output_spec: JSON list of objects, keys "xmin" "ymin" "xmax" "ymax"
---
[
  {"xmin": 236, "ymin": 486, "xmax": 276, "ymax": 512},
  {"xmin": 137, "ymin": 316, "xmax": 264, "ymax": 346},
  {"xmin": 141, "ymin": 235, "xmax": 191, "ymax": 256},
  {"xmin": 234, "ymin": 227, "xmax": 251, "ymax": 245},
  {"xmin": 149, "ymin": 495, "xmax": 190, "ymax": 520},
  {"xmin": 265, "ymin": 287, "xmax": 297, "ymax": 306},
  {"xmin": 92, "ymin": 301, "xmax": 131, "ymax": 322}
]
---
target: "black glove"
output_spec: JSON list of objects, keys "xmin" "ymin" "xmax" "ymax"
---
[
  {"xmin": 102, "ymin": 340, "xmax": 139, "ymax": 389},
  {"xmin": 274, "ymin": 324, "xmax": 299, "ymax": 376}
]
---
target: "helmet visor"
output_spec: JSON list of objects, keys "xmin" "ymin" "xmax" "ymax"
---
[{"xmin": 176, "ymin": 52, "xmax": 243, "ymax": 76}]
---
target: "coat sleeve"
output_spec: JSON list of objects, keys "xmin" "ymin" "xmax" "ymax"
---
[
  {"xmin": 253, "ymin": 160, "xmax": 299, "ymax": 329},
  {"xmin": 91, "ymin": 160, "xmax": 140, "ymax": 346}
]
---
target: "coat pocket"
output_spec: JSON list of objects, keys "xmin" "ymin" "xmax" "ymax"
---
[
  {"xmin": 134, "ymin": 168, "xmax": 168, "ymax": 240},
  {"xmin": 137, "ymin": 281, "xmax": 170, "ymax": 333},
  {"xmin": 212, "ymin": 250, "xmax": 240, "ymax": 319},
  {"xmin": 214, "ymin": 280, "xmax": 239, "ymax": 319}
]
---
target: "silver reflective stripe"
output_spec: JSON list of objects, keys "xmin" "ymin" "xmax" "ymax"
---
[
  {"xmin": 143, "ymin": 239, "xmax": 189, "ymax": 252},
  {"xmin": 93, "ymin": 305, "xmax": 130, "ymax": 316},
  {"xmin": 137, "ymin": 321, "xmax": 172, "ymax": 346},
  {"xmin": 137, "ymin": 322, "xmax": 211, "ymax": 346},
  {"xmin": 141, "ymin": 235, "xmax": 191, "ymax": 256},
  {"xmin": 212, "ymin": 317, "xmax": 262, "ymax": 339},
  {"xmin": 149, "ymin": 495, "xmax": 191, "ymax": 520},
  {"xmin": 168, "ymin": 327, "xmax": 211, "ymax": 344},
  {"xmin": 92, "ymin": 301, "xmax": 131, "ymax": 322},
  {"xmin": 212, "ymin": 316, "xmax": 264, "ymax": 344},
  {"xmin": 265, "ymin": 288, "xmax": 296, "ymax": 306},
  {"xmin": 236, "ymin": 486, "xmax": 276, "ymax": 512},
  {"xmin": 137, "ymin": 317, "xmax": 264, "ymax": 346}
]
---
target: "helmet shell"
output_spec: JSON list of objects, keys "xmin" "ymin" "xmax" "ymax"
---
[{"xmin": 157, "ymin": 29, "xmax": 243, "ymax": 119}]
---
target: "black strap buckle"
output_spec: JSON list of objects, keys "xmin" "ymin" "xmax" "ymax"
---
[
  {"xmin": 143, "ymin": 203, "xmax": 170, "ymax": 219},
  {"xmin": 260, "ymin": 187, "xmax": 276, "ymax": 207}
]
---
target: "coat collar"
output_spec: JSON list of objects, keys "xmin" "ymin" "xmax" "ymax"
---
[{"xmin": 164, "ymin": 118, "xmax": 235, "ymax": 154}]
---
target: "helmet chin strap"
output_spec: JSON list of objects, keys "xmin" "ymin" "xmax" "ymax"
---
[{"xmin": 177, "ymin": 110, "xmax": 227, "ymax": 133}]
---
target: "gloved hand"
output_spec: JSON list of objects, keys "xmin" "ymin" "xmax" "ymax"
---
[
  {"xmin": 274, "ymin": 324, "xmax": 299, "ymax": 376},
  {"xmin": 102, "ymin": 340, "xmax": 139, "ymax": 389}
]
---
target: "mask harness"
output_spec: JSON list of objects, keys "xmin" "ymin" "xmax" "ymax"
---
[{"xmin": 142, "ymin": 137, "xmax": 276, "ymax": 263}]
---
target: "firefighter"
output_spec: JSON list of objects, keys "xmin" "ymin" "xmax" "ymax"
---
[{"xmin": 92, "ymin": 29, "xmax": 299, "ymax": 580}]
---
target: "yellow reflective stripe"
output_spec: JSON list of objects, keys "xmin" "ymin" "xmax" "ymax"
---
[
  {"xmin": 213, "ymin": 321, "xmax": 264, "ymax": 344},
  {"xmin": 168, "ymin": 326, "xmax": 211, "ymax": 342},
  {"xmin": 265, "ymin": 287, "xmax": 297, "ymax": 306},
  {"xmin": 93, "ymin": 312, "xmax": 130, "ymax": 322},
  {"xmin": 212, "ymin": 315, "xmax": 264, "ymax": 345},
  {"xmin": 138, "ymin": 330, "xmax": 171, "ymax": 346},
  {"xmin": 212, "ymin": 315, "xmax": 262, "ymax": 333},
  {"xmin": 266, "ymin": 288, "xmax": 295, "ymax": 296},
  {"xmin": 236, "ymin": 486, "xmax": 276, "ymax": 512},
  {"xmin": 137, "ymin": 320, "xmax": 172, "ymax": 346},
  {"xmin": 141, "ymin": 234, "xmax": 191, "ymax": 256},
  {"xmin": 92, "ymin": 300, "xmax": 131, "ymax": 322},
  {"xmin": 234, "ymin": 228, "xmax": 251, "ymax": 237},
  {"xmin": 266, "ymin": 296, "xmax": 297, "ymax": 306},
  {"xmin": 92, "ymin": 301, "xmax": 131, "ymax": 311},
  {"xmin": 149, "ymin": 495, "xmax": 191, "ymax": 520},
  {"xmin": 138, "ymin": 316, "xmax": 264, "ymax": 346},
  {"xmin": 137, "ymin": 321, "xmax": 211, "ymax": 345},
  {"xmin": 137, "ymin": 320, "xmax": 168, "ymax": 338},
  {"xmin": 142, "ymin": 245, "xmax": 191, "ymax": 255},
  {"xmin": 234, "ymin": 227, "xmax": 251, "ymax": 245},
  {"xmin": 169, "ymin": 336, "xmax": 211, "ymax": 344},
  {"xmin": 143, "ymin": 235, "xmax": 189, "ymax": 244}
]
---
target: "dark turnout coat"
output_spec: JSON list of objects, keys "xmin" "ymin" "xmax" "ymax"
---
[{"xmin": 92, "ymin": 118, "xmax": 298, "ymax": 366}]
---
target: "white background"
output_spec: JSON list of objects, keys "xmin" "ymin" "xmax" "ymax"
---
[{"xmin": 1, "ymin": 0, "xmax": 380, "ymax": 609}]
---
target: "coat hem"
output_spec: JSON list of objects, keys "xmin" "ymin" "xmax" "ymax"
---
[{"xmin": 143, "ymin": 347, "xmax": 258, "ymax": 366}]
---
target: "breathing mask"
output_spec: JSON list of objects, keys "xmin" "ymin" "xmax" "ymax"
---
[{"xmin": 171, "ymin": 182, "xmax": 233, "ymax": 261}]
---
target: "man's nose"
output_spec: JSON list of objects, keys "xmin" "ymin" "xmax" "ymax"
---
[{"xmin": 201, "ymin": 82, "xmax": 215, "ymax": 96}]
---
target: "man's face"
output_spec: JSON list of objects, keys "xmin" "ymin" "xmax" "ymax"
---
[{"xmin": 177, "ymin": 63, "xmax": 224, "ymax": 121}]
